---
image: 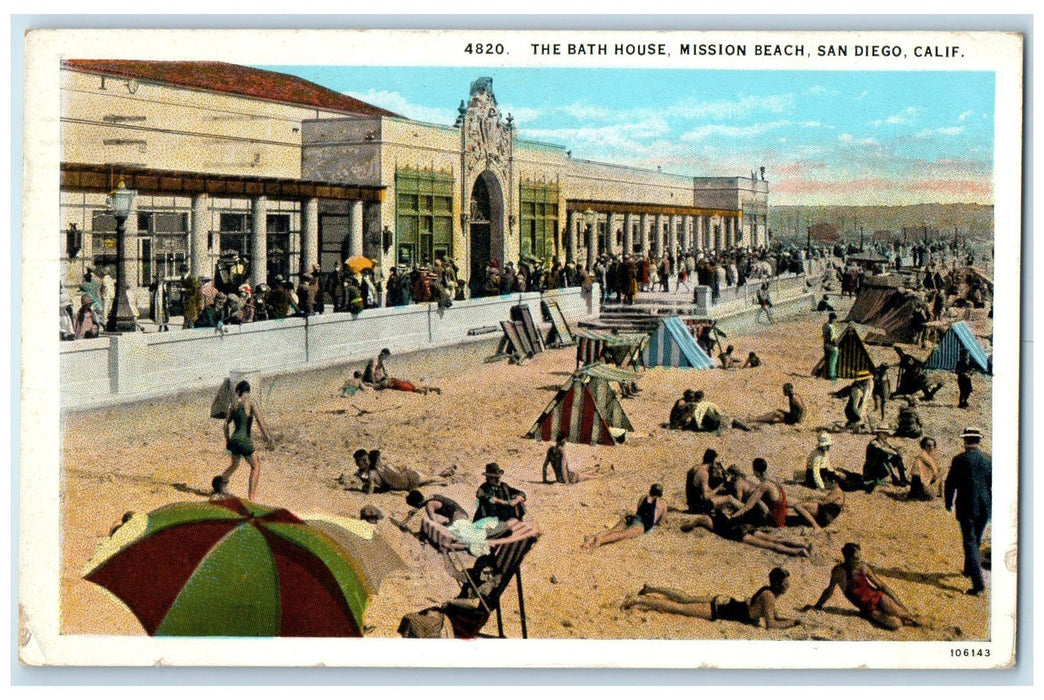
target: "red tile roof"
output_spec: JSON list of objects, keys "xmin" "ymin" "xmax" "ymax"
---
[{"xmin": 62, "ymin": 60, "xmax": 399, "ymax": 118}]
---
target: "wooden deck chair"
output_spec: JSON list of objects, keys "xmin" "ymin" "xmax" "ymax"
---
[
  {"xmin": 419, "ymin": 516, "xmax": 540, "ymax": 639},
  {"xmin": 497, "ymin": 320, "xmax": 535, "ymax": 359},
  {"xmin": 542, "ymin": 299, "xmax": 575, "ymax": 347},
  {"xmin": 511, "ymin": 305, "xmax": 545, "ymax": 353}
]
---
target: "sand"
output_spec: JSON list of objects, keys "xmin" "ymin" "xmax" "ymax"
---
[{"xmin": 60, "ymin": 305, "xmax": 992, "ymax": 642}]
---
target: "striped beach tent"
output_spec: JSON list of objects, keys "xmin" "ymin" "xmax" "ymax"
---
[
  {"xmin": 526, "ymin": 372, "xmax": 633, "ymax": 446},
  {"xmin": 811, "ymin": 326, "xmax": 876, "ymax": 378},
  {"xmin": 643, "ymin": 316, "xmax": 715, "ymax": 369},
  {"xmin": 924, "ymin": 321, "xmax": 991, "ymax": 373},
  {"xmin": 574, "ymin": 329, "xmax": 648, "ymax": 369}
]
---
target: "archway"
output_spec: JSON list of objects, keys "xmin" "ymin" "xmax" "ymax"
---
[{"xmin": 468, "ymin": 171, "xmax": 504, "ymax": 297}]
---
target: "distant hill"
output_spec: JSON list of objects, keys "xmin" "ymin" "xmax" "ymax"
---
[{"xmin": 768, "ymin": 203, "xmax": 994, "ymax": 244}]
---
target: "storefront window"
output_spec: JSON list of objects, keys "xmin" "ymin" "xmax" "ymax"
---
[
  {"xmin": 519, "ymin": 183, "xmax": 559, "ymax": 262},
  {"xmin": 395, "ymin": 169, "xmax": 454, "ymax": 267}
]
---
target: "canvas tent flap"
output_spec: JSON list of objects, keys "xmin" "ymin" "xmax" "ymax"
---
[{"xmin": 643, "ymin": 316, "xmax": 715, "ymax": 369}]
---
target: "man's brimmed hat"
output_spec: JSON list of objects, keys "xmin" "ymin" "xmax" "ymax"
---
[
  {"xmin": 855, "ymin": 370, "xmax": 873, "ymax": 381},
  {"xmin": 960, "ymin": 426, "xmax": 983, "ymax": 440},
  {"xmin": 484, "ymin": 462, "xmax": 504, "ymax": 476},
  {"xmin": 817, "ymin": 432, "xmax": 833, "ymax": 447}
]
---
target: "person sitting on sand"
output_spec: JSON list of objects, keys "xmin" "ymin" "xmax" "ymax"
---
[
  {"xmin": 728, "ymin": 458, "xmax": 788, "ymax": 529},
  {"xmin": 685, "ymin": 391, "xmax": 725, "ymax": 433},
  {"xmin": 209, "ymin": 475, "xmax": 232, "ymax": 500},
  {"xmin": 340, "ymin": 371, "xmax": 366, "ymax": 397},
  {"xmin": 893, "ymin": 397, "xmax": 924, "ymax": 439},
  {"xmin": 908, "ymin": 436, "xmax": 942, "ymax": 501},
  {"xmin": 756, "ymin": 383, "xmax": 806, "ymax": 425},
  {"xmin": 474, "ymin": 463, "xmax": 527, "ymax": 522},
  {"xmin": 817, "ymin": 295, "xmax": 835, "ymax": 312},
  {"xmin": 392, "ymin": 489, "xmax": 470, "ymax": 530},
  {"xmin": 685, "ymin": 449, "xmax": 730, "ymax": 515},
  {"xmin": 718, "ymin": 345, "xmax": 738, "ymax": 370},
  {"xmin": 542, "ymin": 437, "xmax": 600, "ymax": 484},
  {"xmin": 805, "ymin": 542, "xmax": 921, "ymax": 630},
  {"xmin": 788, "ymin": 484, "xmax": 846, "ymax": 530},
  {"xmin": 741, "ymin": 351, "xmax": 763, "ymax": 369},
  {"xmin": 363, "ymin": 348, "xmax": 442, "ymax": 395},
  {"xmin": 805, "ymin": 432, "xmax": 843, "ymax": 489},
  {"xmin": 621, "ymin": 567, "xmax": 801, "ymax": 629},
  {"xmin": 669, "ymin": 390, "xmax": 697, "ymax": 429},
  {"xmin": 863, "ymin": 426, "xmax": 908, "ymax": 491},
  {"xmin": 582, "ymin": 483, "xmax": 666, "ymax": 550}
]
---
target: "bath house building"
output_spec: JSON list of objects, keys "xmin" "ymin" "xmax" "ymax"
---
[{"xmin": 60, "ymin": 60, "xmax": 769, "ymax": 305}]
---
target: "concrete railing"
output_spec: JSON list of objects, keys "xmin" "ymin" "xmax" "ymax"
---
[
  {"xmin": 691, "ymin": 273, "xmax": 810, "ymax": 316},
  {"xmin": 60, "ymin": 287, "xmax": 600, "ymax": 410}
]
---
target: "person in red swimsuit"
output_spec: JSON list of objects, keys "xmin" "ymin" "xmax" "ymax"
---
[
  {"xmin": 805, "ymin": 542, "xmax": 921, "ymax": 630},
  {"xmin": 728, "ymin": 458, "xmax": 787, "ymax": 528}
]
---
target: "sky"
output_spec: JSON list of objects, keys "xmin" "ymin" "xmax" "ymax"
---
[{"xmin": 260, "ymin": 65, "xmax": 995, "ymax": 207}]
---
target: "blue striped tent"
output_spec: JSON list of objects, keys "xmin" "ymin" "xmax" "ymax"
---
[
  {"xmin": 925, "ymin": 321, "xmax": 991, "ymax": 374},
  {"xmin": 643, "ymin": 316, "xmax": 715, "ymax": 369}
]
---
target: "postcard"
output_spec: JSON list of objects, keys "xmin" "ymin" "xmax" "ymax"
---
[{"xmin": 19, "ymin": 26, "xmax": 1022, "ymax": 669}]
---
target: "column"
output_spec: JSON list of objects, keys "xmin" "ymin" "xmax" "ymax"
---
[
  {"xmin": 605, "ymin": 212, "xmax": 616, "ymax": 256},
  {"xmin": 586, "ymin": 215, "xmax": 597, "ymax": 270},
  {"xmin": 568, "ymin": 210, "xmax": 579, "ymax": 263},
  {"xmin": 639, "ymin": 214, "xmax": 649, "ymax": 255},
  {"xmin": 622, "ymin": 213, "xmax": 633, "ymax": 255},
  {"xmin": 250, "ymin": 195, "xmax": 268, "ymax": 287},
  {"xmin": 653, "ymin": 214, "xmax": 663, "ymax": 258},
  {"xmin": 668, "ymin": 214, "xmax": 678, "ymax": 256},
  {"xmin": 123, "ymin": 198, "xmax": 140, "ymax": 308},
  {"xmin": 190, "ymin": 193, "xmax": 209, "ymax": 280},
  {"xmin": 349, "ymin": 199, "xmax": 364, "ymax": 258},
  {"xmin": 301, "ymin": 197, "xmax": 319, "ymax": 274}
]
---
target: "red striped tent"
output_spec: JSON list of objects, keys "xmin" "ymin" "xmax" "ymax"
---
[{"xmin": 526, "ymin": 373, "xmax": 633, "ymax": 446}]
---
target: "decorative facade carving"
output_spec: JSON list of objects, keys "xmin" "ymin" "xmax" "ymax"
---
[{"xmin": 461, "ymin": 78, "xmax": 513, "ymax": 189}]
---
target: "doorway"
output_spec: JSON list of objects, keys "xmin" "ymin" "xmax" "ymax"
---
[{"xmin": 468, "ymin": 171, "xmax": 504, "ymax": 297}]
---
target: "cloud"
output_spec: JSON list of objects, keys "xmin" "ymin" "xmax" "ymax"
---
[
  {"xmin": 870, "ymin": 106, "xmax": 920, "ymax": 127},
  {"xmin": 500, "ymin": 104, "xmax": 541, "ymax": 123},
  {"xmin": 958, "ymin": 110, "xmax": 975, "ymax": 122},
  {"xmin": 680, "ymin": 120, "xmax": 791, "ymax": 141},
  {"xmin": 344, "ymin": 89, "xmax": 456, "ymax": 125},
  {"xmin": 915, "ymin": 126, "xmax": 965, "ymax": 138},
  {"xmin": 559, "ymin": 102, "xmax": 613, "ymax": 120}
]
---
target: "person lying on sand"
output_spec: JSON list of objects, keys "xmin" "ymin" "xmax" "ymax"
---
[
  {"xmin": 787, "ymin": 484, "xmax": 846, "ymax": 530},
  {"xmin": 582, "ymin": 484, "xmax": 666, "ymax": 550},
  {"xmin": 542, "ymin": 437, "xmax": 601, "ymax": 484},
  {"xmin": 804, "ymin": 542, "xmax": 921, "ymax": 630},
  {"xmin": 340, "ymin": 448, "xmax": 448, "ymax": 494},
  {"xmin": 741, "ymin": 351, "xmax": 763, "ymax": 369},
  {"xmin": 680, "ymin": 507, "xmax": 813, "ymax": 557},
  {"xmin": 621, "ymin": 567, "xmax": 801, "ymax": 629},
  {"xmin": 363, "ymin": 348, "xmax": 442, "ymax": 395}
]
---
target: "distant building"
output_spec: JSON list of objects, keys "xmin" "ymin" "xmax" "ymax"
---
[
  {"xmin": 61, "ymin": 61, "xmax": 769, "ymax": 303},
  {"xmin": 809, "ymin": 222, "xmax": 839, "ymax": 243}
]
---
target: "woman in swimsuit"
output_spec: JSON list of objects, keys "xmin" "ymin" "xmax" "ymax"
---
[
  {"xmin": 216, "ymin": 380, "xmax": 272, "ymax": 500},
  {"xmin": 582, "ymin": 484, "xmax": 666, "ymax": 550},
  {"xmin": 806, "ymin": 542, "xmax": 920, "ymax": 630},
  {"xmin": 621, "ymin": 567, "xmax": 800, "ymax": 629},
  {"xmin": 680, "ymin": 508, "xmax": 813, "ymax": 557}
]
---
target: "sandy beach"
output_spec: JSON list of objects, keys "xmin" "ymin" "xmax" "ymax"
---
[{"xmin": 61, "ymin": 307, "xmax": 993, "ymax": 642}]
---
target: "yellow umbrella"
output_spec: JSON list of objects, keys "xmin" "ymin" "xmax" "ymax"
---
[{"xmin": 346, "ymin": 256, "xmax": 374, "ymax": 273}]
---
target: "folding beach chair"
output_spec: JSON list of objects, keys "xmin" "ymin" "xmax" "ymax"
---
[
  {"xmin": 419, "ymin": 516, "xmax": 540, "ymax": 639},
  {"xmin": 511, "ymin": 304, "xmax": 545, "ymax": 354},
  {"xmin": 541, "ymin": 299, "xmax": 575, "ymax": 347}
]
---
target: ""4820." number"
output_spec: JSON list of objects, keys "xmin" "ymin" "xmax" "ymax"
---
[{"xmin": 465, "ymin": 43, "xmax": 506, "ymax": 55}]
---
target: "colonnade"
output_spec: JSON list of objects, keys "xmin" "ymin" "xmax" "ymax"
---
[{"xmin": 565, "ymin": 208, "xmax": 742, "ymax": 269}]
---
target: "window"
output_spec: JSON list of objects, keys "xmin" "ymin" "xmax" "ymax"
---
[
  {"xmin": 138, "ymin": 210, "xmax": 189, "ymax": 285},
  {"xmin": 519, "ymin": 183, "xmax": 559, "ymax": 262},
  {"xmin": 395, "ymin": 169, "xmax": 454, "ymax": 267}
]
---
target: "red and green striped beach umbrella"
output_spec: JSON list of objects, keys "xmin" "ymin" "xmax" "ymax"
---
[{"xmin": 84, "ymin": 498, "xmax": 374, "ymax": 637}]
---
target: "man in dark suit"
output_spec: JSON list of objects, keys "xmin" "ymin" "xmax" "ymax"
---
[{"xmin": 944, "ymin": 426, "xmax": 992, "ymax": 595}]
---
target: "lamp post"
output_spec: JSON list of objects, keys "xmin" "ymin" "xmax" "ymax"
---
[
  {"xmin": 106, "ymin": 180, "xmax": 139, "ymax": 332},
  {"xmin": 583, "ymin": 208, "xmax": 596, "ymax": 271}
]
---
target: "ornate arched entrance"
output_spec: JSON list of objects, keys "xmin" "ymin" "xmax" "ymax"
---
[{"xmin": 469, "ymin": 170, "xmax": 504, "ymax": 297}]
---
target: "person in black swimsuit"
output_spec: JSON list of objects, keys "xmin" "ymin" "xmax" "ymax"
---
[
  {"xmin": 216, "ymin": 380, "xmax": 272, "ymax": 500},
  {"xmin": 393, "ymin": 489, "xmax": 470, "ymax": 530},
  {"xmin": 621, "ymin": 567, "xmax": 801, "ymax": 629},
  {"xmin": 582, "ymin": 484, "xmax": 666, "ymax": 550}
]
